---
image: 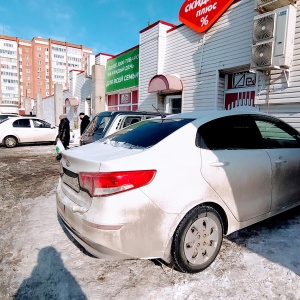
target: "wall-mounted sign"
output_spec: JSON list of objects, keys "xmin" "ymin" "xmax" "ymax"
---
[
  {"xmin": 179, "ymin": 0, "xmax": 235, "ymax": 33},
  {"xmin": 120, "ymin": 93, "xmax": 131, "ymax": 104},
  {"xmin": 105, "ymin": 48, "xmax": 139, "ymax": 93}
]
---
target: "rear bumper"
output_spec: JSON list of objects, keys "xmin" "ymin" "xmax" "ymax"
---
[
  {"xmin": 58, "ymin": 213, "xmax": 132, "ymax": 260},
  {"xmin": 56, "ymin": 180, "xmax": 175, "ymax": 260}
]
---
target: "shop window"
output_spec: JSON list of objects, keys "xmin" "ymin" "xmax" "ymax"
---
[
  {"xmin": 120, "ymin": 93, "xmax": 131, "ymax": 105},
  {"xmin": 225, "ymin": 72, "xmax": 256, "ymax": 110},
  {"xmin": 108, "ymin": 94, "xmax": 118, "ymax": 106},
  {"xmin": 132, "ymin": 90, "xmax": 138, "ymax": 104},
  {"xmin": 107, "ymin": 91, "xmax": 139, "ymax": 111}
]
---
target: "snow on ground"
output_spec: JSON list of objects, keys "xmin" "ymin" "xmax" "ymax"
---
[{"xmin": 0, "ymin": 145, "xmax": 299, "ymax": 299}]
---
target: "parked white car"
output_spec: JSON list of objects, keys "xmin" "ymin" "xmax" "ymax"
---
[
  {"xmin": 56, "ymin": 110, "xmax": 300, "ymax": 273},
  {"xmin": 0, "ymin": 116, "xmax": 74, "ymax": 147}
]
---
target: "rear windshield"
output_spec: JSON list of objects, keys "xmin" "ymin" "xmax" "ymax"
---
[
  {"xmin": 105, "ymin": 118, "xmax": 194, "ymax": 149},
  {"xmin": 85, "ymin": 114, "xmax": 111, "ymax": 135},
  {"xmin": 0, "ymin": 118, "xmax": 10, "ymax": 124}
]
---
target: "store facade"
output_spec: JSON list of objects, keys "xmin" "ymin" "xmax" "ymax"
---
[
  {"xmin": 46, "ymin": 0, "xmax": 300, "ymax": 131},
  {"xmin": 104, "ymin": 46, "xmax": 139, "ymax": 111},
  {"xmin": 137, "ymin": 0, "xmax": 300, "ymax": 130}
]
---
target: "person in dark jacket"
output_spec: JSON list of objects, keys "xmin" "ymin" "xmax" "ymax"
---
[
  {"xmin": 56, "ymin": 114, "xmax": 70, "ymax": 149},
  {"xmin": 79, "ymin": 112, "xmax": 90, "ymax": 135}
]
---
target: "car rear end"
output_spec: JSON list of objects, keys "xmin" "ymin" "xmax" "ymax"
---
[
  {"xmin": 56, "ymin": 141, "xmax": 171, "ymax": 259},
  {"xmin": 57, "ymin": 117, "xmax": 197, "ymax": 260}
]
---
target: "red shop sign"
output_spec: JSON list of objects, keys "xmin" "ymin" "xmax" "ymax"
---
[{"xmin": 179, "ymin": 0, "xmax": 235, "ymax": 33}]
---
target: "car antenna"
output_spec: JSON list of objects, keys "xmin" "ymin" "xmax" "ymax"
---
[{"xmin": 152, "ymin": 105, "xmax": 166, "ymax": 118}]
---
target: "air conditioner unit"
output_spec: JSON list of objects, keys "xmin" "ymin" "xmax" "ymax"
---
[
  {"xmin": 256, "ymin": 0, "xmax": 296, "ymax": 12},
  {"xmin": 253, "ymin": 13, "xmax": 275, "ymax": 43},
  {"xmin": 250, "ymin": 5, "xmax": 297, "ymax": 70},
  {"xmin": 85, "ymin": 54, "xmax": 95, "ymax": 78}
]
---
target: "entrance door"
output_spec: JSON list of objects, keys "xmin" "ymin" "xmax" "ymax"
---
[{"xmin": 165, "ymin": 96, "xmax": 182, "ymax": 114}]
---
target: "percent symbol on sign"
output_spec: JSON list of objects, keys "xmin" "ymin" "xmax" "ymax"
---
[{"xmin": 200, "ymin": 16, "xmax": 208, "ymax": 26}]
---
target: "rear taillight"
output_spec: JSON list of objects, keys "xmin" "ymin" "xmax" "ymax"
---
[{"xmin": 79, "ymin": 170, "xmax": 156, "ymax": 197}]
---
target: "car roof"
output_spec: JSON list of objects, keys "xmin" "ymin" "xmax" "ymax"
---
[
  {"xmin": 3, "ymin": 116, "xmax": 49, "ymax": 122},
  {"xmin": 96, "ymin": 110, "xmax": 161, "ymax": 117},
  {"xmin": 166, "ymin": 108, "xmax": 270, "ymax": 120}
]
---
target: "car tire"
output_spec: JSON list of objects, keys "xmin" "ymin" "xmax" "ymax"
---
[
  {"xmin": 4, "ymin": 136, "xmax": 18, "ymax": 148},
  {"xmin": 171, "ymin": 205, "xmax": 223, "ymax": 273}
]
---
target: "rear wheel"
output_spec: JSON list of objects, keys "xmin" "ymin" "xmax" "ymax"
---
[
  {"xmin": 171, "ymin": 205, "xmax": 223, "ymax": 273},
  {"xmin": 4, "ymin": 136, "xmax": 18, "ymax": 148}
]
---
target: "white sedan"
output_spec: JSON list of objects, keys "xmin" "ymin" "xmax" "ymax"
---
[
  {"xmin": 0, "ymin": 116, "xmax": 74, "ymax": 147},
  {"xmin": 56, "ymin": 110, "xmax": 300, "ymax": 273}
]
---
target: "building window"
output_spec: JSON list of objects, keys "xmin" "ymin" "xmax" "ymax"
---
[
  {"xmin": 107, "ymin": 91, "xmax": 139, "ymax": 111},
  {"xmin": 38, "ymin": 54, "xmax": 42, "ymax": 58},
  {"xmin": 224, "ymin": 72, "xmax": 256, "ymax": 110},
  {"xmin": 38, "ymin": 68, "xmax": 42, "ymax": 72},
  {"xmin": 38, "ymin": 61, "xmax": 42, "ymax": 65},
  {"xmin": 4, "ymin": 43, "xmax": 14, "ymax": 48},
  {"xmin": 26, "ymin": 69, "xmax": 30, "ymax": 73},
  {"xmin": 37, "ymin": 46, "xmax": 42, "ymax": 51},
  {"xmin": 26, "ymin": 62, "xmax": 30, "ymax": 66}
]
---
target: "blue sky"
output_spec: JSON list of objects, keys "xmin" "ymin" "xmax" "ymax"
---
[{"xmin": 0, "ymin": 0, "xmax": 184, "ymax": 56}]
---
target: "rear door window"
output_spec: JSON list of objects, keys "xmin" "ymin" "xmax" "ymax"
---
[
  {"xmin": 254, "ymin": 117, "xmax": 300, "ymax": 148},
  {"xmin": 108, "ymin": 118, "xmax": 194, "ymax": 148},
  {"xmin": 197, "ymin": 115, "xmax": 263, "ymax": 150},
  {"xmin": 122, "ymin": 116, "xmax": 142, "ymax": 128},
  {"xmin": 33, "ymin": 119, "xmax": 51, "ymax": 128},
  {"xmin": 12, "ymin": 119, "xmax": 31, "ymax": 128}
]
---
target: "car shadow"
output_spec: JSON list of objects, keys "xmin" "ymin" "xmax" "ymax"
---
[
  {"xmin": 226, "ymin": 205, "xmax": 300, "ymax": 275},
  {"xmin": 13, "ymin": 246, "xmax": 87, "ymax": 299}
]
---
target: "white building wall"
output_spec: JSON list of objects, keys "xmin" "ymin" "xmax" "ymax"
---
[
  {"xmin": 42, "ymin": 96, "xmax": 55, "ymax": 125},
  {"xmin": 139, "ymin": 22, "xmax": 175, "ymax": 111},
  {"xmin": 139, "ymin": 0, "xmax": 300, "ymax": 130},
  {"xmin": 74, "ymin": 72, "xmax": 92, "ymax": 113},
  {"xmin": 259, "ymin": 103, "xmax": 300, "ymax": 132},
  {"xmin": 161, "ymin": 0, "xmax": 255, "ymax": 112}
]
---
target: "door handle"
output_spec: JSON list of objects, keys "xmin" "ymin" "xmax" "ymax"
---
[
  {"xmin": 210, "ymin": 161, "xmax": 230, "ymax": 167},
  {"xmin": 275, "ymin": 159, "xmax": 287, "ymax": 164}
]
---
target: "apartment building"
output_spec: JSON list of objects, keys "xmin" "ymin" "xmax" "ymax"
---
[{"xmin": 0, "ymin": 35, "xmax": 92, "ymax": 113}]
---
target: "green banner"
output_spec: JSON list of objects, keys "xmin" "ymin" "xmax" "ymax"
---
[{"xmin": 105, "ymin": 48, "xmax": 139, "ymax": 93}]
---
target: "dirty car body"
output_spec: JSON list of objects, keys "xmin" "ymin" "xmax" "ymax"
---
[{"xmin": 56, "ymin": 110, "xmax": 300, "ymax": 273}]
